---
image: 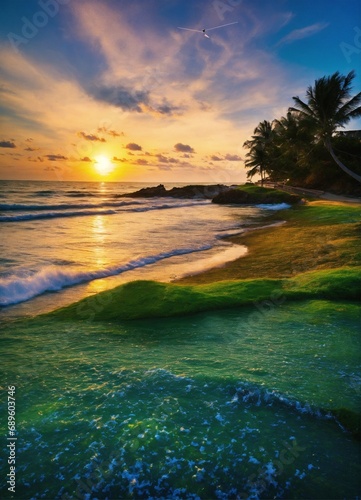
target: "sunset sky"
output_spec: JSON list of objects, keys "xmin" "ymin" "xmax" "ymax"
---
[{"xmin": 0, "ymin": 0, "xmax": 360, "ymax": 183}]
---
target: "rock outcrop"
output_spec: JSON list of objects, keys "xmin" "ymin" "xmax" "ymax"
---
[
  {"xmin": 122, "ymin": 184, "xmax": 168, "ymax": 198},
  {"xmin": 121, "ymin": 184, "xmax": 233, "ymax": 199},
  {"xmin": 120, "ymin": 184, "xmax": 302, "ymax": 204}
]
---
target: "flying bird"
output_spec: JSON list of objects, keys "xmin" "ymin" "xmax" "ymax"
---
[{"xmin": 178, "ymin": 21, "xmax": 238, "ymax": 39}]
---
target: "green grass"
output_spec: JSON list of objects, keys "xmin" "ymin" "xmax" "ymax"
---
[
  {"xmin": 179, "ymin": 201, "xmax": 361, "ymax": 284},
  {"xmin": 286, "ymin": 266, "xmax": 361, "ymax": 300},
  {"xmin": 46, "ymin": 267, "xmax": 360, "ymax": 322},
  {"xmin": 215, "ymin": 184, "xmax": 301, "ymax": 204},
  {"xmin": 39, "ymin": 200, "xmax": 361, "ymax": 322},
  {"xmin": 45, "ymin": 200, "xmax": 361, "ymax": 322},
  {"xmin": 237, "ymin": 184, "xmax": 296, "ymax": 200}
]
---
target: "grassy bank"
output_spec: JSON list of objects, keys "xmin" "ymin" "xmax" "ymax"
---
[
  {"xmin": 179, "ymin": 200, "xmax": 361, "ymax": 284},
  {"xmin": 212, "ymin": 184, "xmax": 301, "ymax": 204},
  {"xmin": 45, "ymin": 200, "xmax": 361, "ymax": 321},
  {"xmin": 43, "ymin": 266, "xmax": 361, "ymax": 438},
  {"xmin": 46, "ymin": 267, "xmax": 360, "ymax": 322},
  {"xmin": 41, "ymin": 199, "xmax": 361, "ymax": 438}
]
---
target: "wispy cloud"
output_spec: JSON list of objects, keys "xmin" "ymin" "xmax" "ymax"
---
[
  {"xmin": 78, "ymin": 132, "xmax": 106, "ymax": 142},
  {"xmin": 44, "ymin": 154, "xmax": 68, "ymax": 161},
  {"xmin": 88, "ymin": 84, "xmax": 149, "ymax": 113},
  {"xmin": 209, "ymin": 153, "xmax": 242, "ymax": 162},
  {"xmin": 276, "ymin": 22, "xmax": 329, "ymax": 47},
  {"xmin": 87, "ymin": 83, "xmax": 181, "ymax": 116},
  {"xmin": 97, "ymin": 128, "xmax": 124, "ymax": 137},
  {"xmin": 2, "ymin": 0, "xmax": 345, "ymax": 182},
  {"xmin": 225, "ymin": 153, "xmax": 242, "ymax": 161},
  {"xmin": 126, "ymin": 143, "xmax": 142, "ymax": 151},
  {"xmin": 174, "ymin": 143, "xmax": 195, "ymax": 153},
  {"xmin": 0, "ymin": 140, "xmax": 16, "ymax": 148}
]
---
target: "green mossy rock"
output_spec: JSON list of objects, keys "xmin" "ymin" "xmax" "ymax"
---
[
  {"xmin": 45, "ymin": 267, "xmax": 360, "ymax": 322},
  {"xmin": 212, "ymin": 185, "xmax": 301, "ymax": 205}
]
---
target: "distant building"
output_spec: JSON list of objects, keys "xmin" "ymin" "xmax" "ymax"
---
[{"xmin": 336, "ymin": 130, "xmax": 361, "ymax": 139}]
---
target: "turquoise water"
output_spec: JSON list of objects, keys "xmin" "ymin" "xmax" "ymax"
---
[{"xmin": 1, "ymin": 300, "xmax": 360, "ymax": 499}]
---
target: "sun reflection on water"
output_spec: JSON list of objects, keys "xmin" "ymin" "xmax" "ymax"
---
[
  {"xmin": 84, "ymin": 215, "xmax": 112, "ymax": 294},
  {"xmin": 91, "ymin": 215, "xmax": 108, "ymax": 267}
]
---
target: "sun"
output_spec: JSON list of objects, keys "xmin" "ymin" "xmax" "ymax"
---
[{"xmin": 94, "ymin": 155, "xmax": 114, "ymax": 176}]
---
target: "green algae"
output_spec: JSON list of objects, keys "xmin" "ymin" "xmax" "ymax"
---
[
  {"xmin": 45, "ymin": 267, "xmax": 360, "ymax": 322},
  {"xmin": 32, "ymin": 200, "xmax": 361, "ymax": 446},
  {"xmin": 180, "ymin": 200, "xmax": 361, "ymax": 284}
]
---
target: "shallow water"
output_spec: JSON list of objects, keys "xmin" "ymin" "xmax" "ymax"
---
[
  {"xmin": 0, "ymin": 180, "xmax": 277, "ymax": 317},
  {"xmin": 1, "ymin": 300, "xmax": 360, "ymax": 499}
]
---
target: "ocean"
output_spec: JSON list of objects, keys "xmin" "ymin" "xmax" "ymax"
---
[
  {"xmin": 0, "ymin": 180, "xmax": 277, "ymax": 318},
  {"xmin": 0, "ymin": 181, "xmax": 360, "ymax": 499}
]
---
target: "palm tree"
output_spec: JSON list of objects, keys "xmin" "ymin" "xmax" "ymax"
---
[
  {"xmin": 272, "ymin": 111, "xmax": 316, "ymax": 180},
  {"xmin": 273, "ymin": 111, "xmax": 306, "ymax": 149},
  {"xmin": 243, "ymin": 120, "xmax": 274, "ymax": 185},
  {"xmin": 289, "ymin": 71, "xmax": 361, "ymax": 183},
  {"xmin": 243, "ymin": 145, "xmax": 268, "ymax": 184}
]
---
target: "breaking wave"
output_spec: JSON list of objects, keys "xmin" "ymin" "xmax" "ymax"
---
[
  {"xmin": 255, "ymin": 203, "xmax": 291, "ymax": 210},
  {"xmin": 0, "ymin": 200, "xmax": 210, "ymax": 222},
  {"xmin": 0, "ymin": 245, "xmax": 212, "ymax": 306},
  {"xmin": 0, "ymin": 209, "xmax": 118, "ymax": 222},
  {"xmin": 0, "ymin": 200, "xmax": 141, "ymax": 211}
]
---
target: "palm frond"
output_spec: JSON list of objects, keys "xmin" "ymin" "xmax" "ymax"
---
[
  {"xmin": 289, "ymin": 98, "xmax": 315, "ymax": 119},
  {"xmin": 337, "ymin": 92, "xmax": 361, "ymax": 120}
]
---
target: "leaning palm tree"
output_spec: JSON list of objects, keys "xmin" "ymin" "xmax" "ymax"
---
[{"xmin": 289, "ymin": 70, "xmax": 361, "ymax": 182}]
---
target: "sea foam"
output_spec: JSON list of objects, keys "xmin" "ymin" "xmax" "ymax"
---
[
  {"xmin": 0, "ymin": 200, "xmax": 210, "ymax": 222},
  {"xmin": 0, "ymin": 200, "xmax": 141, "ymax": 211},
  {"xmin": 0, "ymin": 245, "xmax": 212, "ymax": 306},
  {"xmin": 255, "ymin": 203, "xmax": 291, "ymax": 210},
  {"xmin": 0, "ymin": 208, "xmax": 118, "ymax": 222}
]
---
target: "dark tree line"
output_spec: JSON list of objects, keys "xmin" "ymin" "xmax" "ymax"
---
[{"xmin": 243, "ymin": 71, "xmax": 361, "ymax": 194}]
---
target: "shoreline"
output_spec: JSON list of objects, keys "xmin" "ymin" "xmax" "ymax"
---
[
  {"xmin": 4, "ymin": 198, "xmax": 361, "ymax": 442},
  {"xmin": 44, "ymin": 197, "xmax": 361, "ymax": 323},
  {"xmin": 2, "ymin": 199, "xmax": 360, "ymax": 318},
  {"xmin": 42, "ymin": 198, "xmax": 361, "ymax": 440},
  {"xmin": 176, "ymin": 199, "xmax": 361, "ymax": 285}
]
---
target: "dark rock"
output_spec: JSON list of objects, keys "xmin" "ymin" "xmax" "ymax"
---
[
  {"xmin": 120, "ymin": 184, "xmax": 232, "ymax": 199},
  {"xmin": 122, "ymin": 184, "xmax": 167, "ymax": 198},
  {"xmin": 167, "ymin": 184, "xmax": 231, "ymax": 199}
]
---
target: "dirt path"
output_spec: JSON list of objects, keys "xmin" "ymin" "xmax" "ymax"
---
[
  {"xmin": 319, "ymin": 192, "xmax": 361, "ymax": 203},
  {"xmin": 263, "ymin": 182, "xmax": 361, "ymax": 204}
]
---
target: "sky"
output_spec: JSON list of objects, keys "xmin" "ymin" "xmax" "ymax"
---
[{"xmin": 0, "ymin": 0, "xmax": 360, "ymax": 183}]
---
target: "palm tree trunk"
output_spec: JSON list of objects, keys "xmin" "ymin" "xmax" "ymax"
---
[{"xmin": 324, "ymin": 138, "xmax": 361, "ymax": 183}]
